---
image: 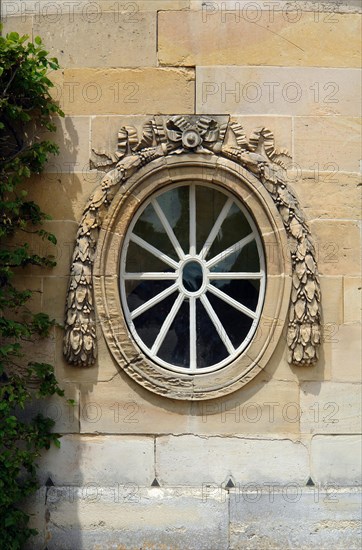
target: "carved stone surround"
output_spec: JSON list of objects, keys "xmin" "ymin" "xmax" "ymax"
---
[{"xmin": 63, "ymin": 115, "xmax": 321, "ymax": 399}]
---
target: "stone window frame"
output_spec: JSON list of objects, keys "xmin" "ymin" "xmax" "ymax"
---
[
  {"xmin": 119, "ymin": 179, "xmax": 267, "ymax": 374},
  {"xmin": 63, "ymin": 116, "xmax": 321, "ymax": 401}
]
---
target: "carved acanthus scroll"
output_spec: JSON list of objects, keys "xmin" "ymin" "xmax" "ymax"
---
[{"xmin": 63, "ymin": 116, "xmax": 321, "ymax": 368}]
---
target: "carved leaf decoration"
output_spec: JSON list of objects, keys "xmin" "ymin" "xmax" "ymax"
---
[
  {"xmin": 295, "ymin": 299, "xmax": 306, "ymax": 319},
  {"xmin": 279, "ymin": 205, "xmax": 290, "ymax": 223},
  {"xmin": 287, "ymin": 326, "xmax": 297, "ymax": 347},
  {"xmin": 300, "ymin": 324, "xmax": 311, "ymax": 344},
  {"xmin": 305, "ymin": 254, "xmax": 316, "ymax": 273},
  {"xmin": 293, "ymin": 344, "xmax": 304, "ymax": 363},
  {"xmin": 296, "ymin": 240, "xmax": 307, "ymax": 260},
  {"xmin": 308, "ymin": 298, "xmax": 319, "ymax": 317},
  {"xmin": 312, "ymin": 324, "xmax": 321, "ymax": 344},
  {"xmin": 293, "ymin": 272, "xmax": 300, "ymax": 289},
  {"xmin": 295, "ymin": 261, "xmax": 306, "ymax": 280},
  {"xmin": 290, "ymin": 218, "xmax": 303, "ymax": 239},
  {"xmin": 305, "ymin": 345, "xmax": 316, "ymax": 359},
  {"xmin": 305, "ymin": 279, "xmax": 316, "ymax": 301},
  {"xmin": 70, "ymin": 330, "xmax": 81, "ymax": 350}
]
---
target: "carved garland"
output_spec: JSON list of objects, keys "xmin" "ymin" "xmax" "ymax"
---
[{"xmin": 63, "ymin": 116, "xmax": 321, "ymax": 368}]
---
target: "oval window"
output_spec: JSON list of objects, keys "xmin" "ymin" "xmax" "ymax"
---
[{"xmin": 120, "ymin": 183, "xmax": 266, "ymax": 374}]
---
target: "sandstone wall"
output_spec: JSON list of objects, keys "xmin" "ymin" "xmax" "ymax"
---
[{"xmin": 2, "ymin": 1, "xmax": 361, "ymax": 548}]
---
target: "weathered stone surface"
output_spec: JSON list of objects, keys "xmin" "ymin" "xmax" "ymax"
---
[
  {"xmin": 21, "ymin": 488, "xmax": 47, "ymax": 550},
  {"xmin": 344, "ymin": 277, "xmax": 362, "ymax": 324},
  {"xmin": 25, "ymin": 172, "xmax": 101, "ymax": 222},
  {"xmin": 311, "ymin": 435, "xmax": 362, "ymax": 485},
  {"xmin": 29, "ymin": 220, "xmax": 78, "ymax": 277},
  {"xmin": 157, "ymin": 435, "xmax": 309, "ymax": 485},
  {"xmin": 160, "ymin": 11, "xmax": 361, "ymax": 67},
  {"xmin": 300, "ymin": 382, "xmax": 361, "ymax": 434},
  {"xmin": 2, "ymin": 0, "xmax": 190, "ymax": 17},
  {"xmin": 40, "ymin": 116, "xmax": 91, "ymax": 173},
  {"xmin": 45, "ymin": 487, "xmax": 228, "ymax": 550},
  {"xmin": 190, "ymin": 379, "xmax": 300, "ymax": 435},
  {"xmin": 79, "ymin": 377, "xmax": 301, "ymax": 436},
  {"xmin": 34, "ymin": 12, "xmax": 157, "ymax": 68},
  {"xmin": 291, "ymin": 171, "xmax": 361, "ymax": 221},
  {"xmin": 294, "ymin": 116, "xmax": 361, "ymax": 173},
  {"xmin": 197, "ymin": 66, "xmax": 361, "ymax": 116},
  {"xmin": 37, "ymin": 435, "xmax": 154, "ymax": 486},
  {"xmin": 319, "ymin": 276, "xmax": 343, "ymax": 325},
  {"xmin": 191, "ymin": 0, "xmax": 362, "ymax": 12},
  {"xmin": 309, "ymin": 220, "xmax": 361, "ymax": 276},
  {"xmin": 229, "ymin": 487, "xmax": 362, "ymax": 549},
  {"xmin": 331, "ymin": 324, "xmax": 362, "ymax": 382},
  {"xmin": 79, "ymin": 376, "xmax": 191, "ymax": 435},
  {"xmin": 61, "ymin": 68, "xmax": 195, "ymax": 115},
  {"xmin": 1, "ymin": 14, "xmax": 33, "ymax": 37},
  {"xmin": 43, "ymin": 276, "xmax": 69, "ymax": 324},
  {"xmin": 17, "ymin": 383, "xmax": 80, "ymax": 434}
]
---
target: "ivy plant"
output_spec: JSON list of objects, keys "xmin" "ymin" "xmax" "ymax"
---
[{"xmin": 0, "ymin": 27, "xmax": 66, "ymax": 549}]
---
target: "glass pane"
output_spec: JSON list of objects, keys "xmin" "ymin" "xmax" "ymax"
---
[
  {"xmin": 133, "ymin": 291, "xmax": 178, "ymax": 349},
  {"xmin": 206, "ymin": 203, "xmax": 252, "ymax": 261},
  {"xmin": 125, "ymin": 241, "xmax": 175, "ymax": 273},
  {"xmin": 125, "ymin": 280, "xmax": 175, "ymax": 313},
  {"xmin": 196, "ymin": 186, "xmax": 226, "ymax": 254},
  {"xmin": 158, "ymin": 300, "xmax": 190, "ymax": 368},
  {"xmin": 133, "ymin": 203, "xmax": 179, "ymax": 261},
  {"xmin": 206, "ymin": 291, "xmax": 253, "ymax": 348},
  {"xmin": 210, "ymin": 239, "xmax": 260, "ymax": 273},
  {"xmin": 210, "ymin": 279, "xmax": 260, "ymax": 312},
  {"xmin": 196, "ymin": 298, "xmax": 228, "ymax": 368},
  {"xmin": 156, "ymin": 186, "xmax": 189, "ymax": 255}
]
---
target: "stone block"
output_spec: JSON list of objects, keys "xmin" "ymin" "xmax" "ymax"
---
[
  {"xmin": 309, "ymin": 220, "xmax": 361, "ymax": 277},
  {"xmin": 10, "ymin": 274, "xmax": 43, "ymax": 311},
  {"xmin": 294, "ymin": 116, "xmax": 361, "ymax": 173},
  {"xmin": 1, "ymin": 14, "xmax": 33, "ymax": 37},
  {"xmin": 1, "ymin": 0, "xmax": 191, "ymax": 17},
  {"xmin": 291, "ymin": 171, "xmax": 361, "ymax": 221},
  {"xmin": 311, "ymin": 435, "xmax": 362, "ymax": 485},
  {"xmin": 42, "ymin": 275, "xmax": 69, "ymax": 325},
  {"xmin": 344, "ymin": 277, "xmax": 362, "ymax": 323},
  {"xmin": 190, "ymin": 0, "xmax": 362, "ymax": 12},
  {"xmin": 25, "ymin": 172, "xmax": 100, "ymax": 222},
  {"xmin": 190, "ymin": 379, "xmax": 300, "ymax": 436},
  {"xmin": 33, "ymin": 11, "xmax": 157, "ymax": 68},
  {"xmin": 160, "ymin": 11, "xmax": 361, "ymax": 67},
  {"xmin": 37, "ymin": 434, "xmax": 154, "ymax": 486},
  {"xmin": 319, "ymin": 276, "xmax": 343, "ymax": 325},
  {"xmin": 17, "ymin": 383, "xmax": 80, "ymax": 434},
  {"xmin": 40, "ymin": 116, "xmax": 91, "ymax": 174},
  {"xmin": 331, "ymin": 324, "xmax": 362, "ymax": 382},
  {"xmin": 79, "ymin": 376, "xmax": 191, "ymax": 435},
  {"xmin": 229, "ymin": 487, "xmax": 362, "ymax": 549},
  {"xmin": 157, "ymin": 435, "xmax": 309, "ymax": 485},
  {"xmin": 27, "ymin": 220, "xmax": 78, "ymax": 277},
  {"xmin": 21, "ymin": 488, "xmax": 47, "ymax": 550},
  {"xmin": 45, "ymin": 487, "xmax": 228, "ymax": 550},
  {"xmin": 61, "ymin": 68, "xmax": 195, "ymax": 115},
  {"xmin": 196, "ymin": 66, "xmax": 361, "ymax": 116},
  {"xmin": 300, "ymin": 382, "xmax": 361, "ymax": 434}
]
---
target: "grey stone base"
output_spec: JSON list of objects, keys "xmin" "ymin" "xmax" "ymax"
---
[{"xmin": 23, "ymin": 486, "xmax": 361, "ymax": 549}]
